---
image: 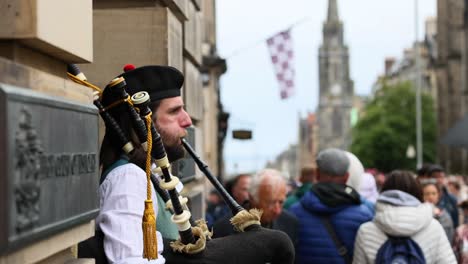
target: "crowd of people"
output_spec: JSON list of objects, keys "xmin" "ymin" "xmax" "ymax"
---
[
  {"xmin": 79, "ymin": 63, "xmax": 467, "ymax": 263},
  {"xmin": 207, "ymin": 148, "xmax": 468, "ymax": 263}
]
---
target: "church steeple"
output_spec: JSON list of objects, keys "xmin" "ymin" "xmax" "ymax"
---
[
  {"xmin": 317, "ymin": 0, "xmax": 354, "ymax": 151},
  {"xmin": 327, "ymin": 0, "xmax": 339, "ymax": 22},
  {"xmin": 323, "ymin": 0, "xmax": 343, "ymax": 47}
]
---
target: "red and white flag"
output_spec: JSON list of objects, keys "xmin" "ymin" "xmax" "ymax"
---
[{"xmin": 266, "ymin": 30, "xmax": 295, "ymax": 99}]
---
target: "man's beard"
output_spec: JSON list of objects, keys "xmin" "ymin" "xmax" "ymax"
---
[
  {"xmin": 156, "ymin": 125, "xmax": 186, "ymax": 162},
  {"xmin": 164, "ymin": 144, "xmax": 185, "ymax": 162}
]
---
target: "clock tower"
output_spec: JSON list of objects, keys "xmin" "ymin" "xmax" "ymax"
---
[{"xmin": 317, "ymin": 0, "xmax": 354, "ymax": 150}]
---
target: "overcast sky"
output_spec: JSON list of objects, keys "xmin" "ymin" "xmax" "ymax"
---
[{"xmin": 216, "ymin": 0, "xmax": 437, "ymax": 176}]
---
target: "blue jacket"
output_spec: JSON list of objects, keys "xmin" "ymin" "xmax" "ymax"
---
[
  {"xmin": 290, "ymin": 190, "xmax": 374, "ymax": 264},
  {"xmin": 438, "ymin": 187, "xmax": 459, "ymax": 227}
]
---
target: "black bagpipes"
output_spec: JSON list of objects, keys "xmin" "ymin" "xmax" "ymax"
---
[
  {"xmin": 68, "ymin": 64, "xmax": 294, "ymax": 264},
  {"xmin": 68, "ymin": 65, "xmax": 196, "ymax": 250},
  {"xmin": 107, "ymin": 77, "xmax": 197, "ymax": 247}
]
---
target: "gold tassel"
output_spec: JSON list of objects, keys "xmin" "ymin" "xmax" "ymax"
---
[
  {"xmin": 142, "ymin": 114, "xmax": 157, "ymax": 259},
  {"xmin": 142, "ymin": 199, "xmax": 158, "ymax": 259}
]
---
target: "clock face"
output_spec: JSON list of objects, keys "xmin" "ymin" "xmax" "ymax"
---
[{"xmin": 331, "ymin": 83, "xmax": 342, "ymax": 95}]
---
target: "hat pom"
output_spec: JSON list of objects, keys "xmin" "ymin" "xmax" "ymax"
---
[{"xmin": 123, "ymin": 64, "xmax": 136, "ymax": 72}]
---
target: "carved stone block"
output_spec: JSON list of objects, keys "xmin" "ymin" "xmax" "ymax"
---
[
  {"xmin": 79, "ymin": 6, "xmax": 183, "ymax": 88},
  {"xmin": 0, "ymin": 0, "xmax": 92, "ymax": 62}
]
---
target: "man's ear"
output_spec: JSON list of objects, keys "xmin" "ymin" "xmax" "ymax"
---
[
  {"xmin": 343, "ymin": 172, "xmax": 350, "ymax": 184},
  {"xmin": 248, "ymin": 193, "xmax": 255, "ymax": 206},
  {"xmin": 315, "ymin": 168, "xmax": 321, "ymax": 182}
]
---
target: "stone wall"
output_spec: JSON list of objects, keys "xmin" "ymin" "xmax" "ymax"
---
[
  {"xmin": 0, "ymin": 0, "xmax": 225, "ymax": 263},
  {"xmin": 0, "ymin": 0, "xmax": 95, "ymax": 263}
]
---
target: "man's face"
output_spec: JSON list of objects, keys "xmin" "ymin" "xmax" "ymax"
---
[
  {"xmin": 255, "ymin": 182, "xmax": 286, "ymax": 225},
  {"xmin": 375, "ymin": 173, "xmax": 386, "ymax": 187},
  {"xmin": 447, "ymin": 182, "xmax": 458, "ymax": 195},
  {"xmin": 430, "ymin": 171, "xmax": 446, "ymax": 187},
  {"xmin": 299, "ymin": 169, "xmax": 316, "ymax": 184},
  {"xmin": 232, "ymin": 176, "xmax": 251, "ymax": 205},
  {"xmin": 463, "ymin": 208, "xmax": 468, "ymax": 217},
  {"xmin": 154, "ymin": 97, "xmax": 192, "ymax": 161}
]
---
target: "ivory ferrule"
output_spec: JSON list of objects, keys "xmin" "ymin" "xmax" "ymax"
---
[
  {"xmin": 122, "ymin": 142, "xmax": 134, "ymax": 154},
  {"xmin": 166, "ymin": 196, "xmax": 188, "ymax": 211},
  {"xmin": 159, "ymin": 176, "xmax": 180, "ymax": 190},
  {"xmin": 155, "ymin": 156, "xmax": 170, "ymax": 168},
  {"xmin": 172, "ymin": 210, "xmax": 192, "ymax": 231}
]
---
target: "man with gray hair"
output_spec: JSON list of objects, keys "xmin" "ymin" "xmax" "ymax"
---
[
  {"xmin": 213, "ymin": 169, "xmax": 298, "ymax": 247},
  {"xmin": 289, "ymin": 148, "xmax": 374, "ymax": 264}
]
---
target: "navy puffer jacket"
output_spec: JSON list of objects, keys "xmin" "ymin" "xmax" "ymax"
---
[{"xmin": 290, "ymin": 190, "xmax": 373, "ymax": 264}]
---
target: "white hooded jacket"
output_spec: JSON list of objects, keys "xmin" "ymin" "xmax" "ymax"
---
[{"xmin": 353, "ymin": 190, "xmax": 456, "ymax": 264}]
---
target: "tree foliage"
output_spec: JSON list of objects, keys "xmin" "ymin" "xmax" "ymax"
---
[{"xmin": 350, "ymin": 82, "xmax": 436, "ymax": 173}]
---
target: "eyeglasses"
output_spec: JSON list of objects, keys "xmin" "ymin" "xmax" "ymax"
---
[
  {"xmin": 420, "ymin": 178, "xmax": 437, "ymax": 184},
  {"xmin": 264, "ymin": 199, "xmax": 284, "ymax": 209}
]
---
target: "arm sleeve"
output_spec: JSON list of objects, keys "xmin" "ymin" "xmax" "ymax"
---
[
  {"xmin": 97, "ymin": 164, "xmax": 165, "ymax": 264},
  {"xmin": 434, "ymin": 221, "xmax": 457, "ymax": 264},
  {"xmin": 452, "ymin": 227, "xmax": 462, "ymax": 263},
  {"xmin": 352, "ymin": 227, "xmax": 368, "ymax": 264}
]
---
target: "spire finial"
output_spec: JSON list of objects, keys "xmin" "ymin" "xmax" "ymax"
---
[{"xmin": 327, "ymin": 0, "xmax": 339, "ymax": 22}]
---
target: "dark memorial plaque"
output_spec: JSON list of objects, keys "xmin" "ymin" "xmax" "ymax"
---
[{"xmin": 0, "ymin": 83, "xmax": 99, "ymax": 254}]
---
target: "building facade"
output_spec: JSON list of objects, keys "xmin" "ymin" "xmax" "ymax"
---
[
  {"xmin": 317, "ymin": 0, "xmax": 354, "ymax": 151},
  {"xmin": 80, "ymin": 0, "xmax": 226, "ymax": 220},
  {"xmin": 436, "ymin": 0, "xmax": 468, "ymax": 173},
  {"xmin": 0, "ymin": 0, "xmax": 224, "ymax": 263}
]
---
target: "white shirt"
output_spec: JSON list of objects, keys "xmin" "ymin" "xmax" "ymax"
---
[{"xmin": 97, "ymin": 163, "xmax": 165, "ymax": 264}]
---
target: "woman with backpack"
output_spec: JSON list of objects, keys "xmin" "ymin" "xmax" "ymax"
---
[{"xmin": 352, "ymin": 170, "xmax": 456, "ymax": 264}]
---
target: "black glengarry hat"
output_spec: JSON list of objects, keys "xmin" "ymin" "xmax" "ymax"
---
[
  {"xmin": 101, "ymin": 65, "xmax": 184, "ymax": 108},
  {"xmin": 121, "ymin": 65, "xmax": 184, "ymax": 101}
]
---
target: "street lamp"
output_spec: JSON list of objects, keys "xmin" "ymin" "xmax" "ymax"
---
[
  {"xmin": 414, "ymin": 0, "xmax": 423, "ymax": 168},
  {"xmin": 407, "ymin": 145, "xmax": 416, "ymax": 159}
]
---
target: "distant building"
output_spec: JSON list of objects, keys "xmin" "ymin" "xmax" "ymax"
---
[
  {"xmin": 351, "ymin": 95, "xmax": 368, "ymax": 126},
  {"xmin": 269, "ymin": 112, "xmax": 319, "ymax": 181},
  {"xmin": 201, "ymin": 0, "xmax": 229, "ymax": 183},
  {"xmin": 266, "ymin": 144, "xmax": 298, "ymax": 180},
  {"xmin": 372, "ymin": 17, "xmax": 438, "ymax": 101},
  {"xmin": 317, "ymin": 0, "xmax": 354, "ymax": 151},
  {"xmin": 297, "ymin": 113, "xmax": 318, "ymax": 170}
]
